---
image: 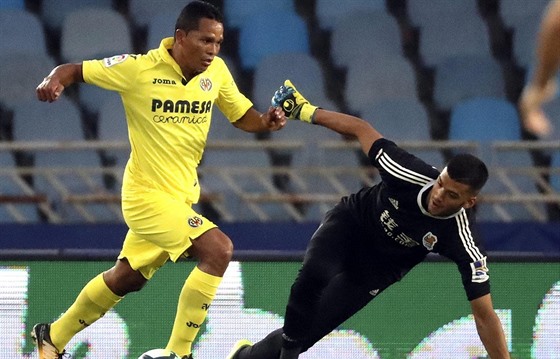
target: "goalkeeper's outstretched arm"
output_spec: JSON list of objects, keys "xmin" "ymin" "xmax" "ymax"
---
[{"xmin": 313, "ymin": 109, "xmax": 383, "ymax": 155}]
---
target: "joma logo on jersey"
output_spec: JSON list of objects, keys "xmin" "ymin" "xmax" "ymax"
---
[
  {"xmin": 152, "ymin": 78, "xmax": 177, "ymax": 85},
  {"xmin": 151, "ymin": 99, "xmax": 212, "ymax": 114}
]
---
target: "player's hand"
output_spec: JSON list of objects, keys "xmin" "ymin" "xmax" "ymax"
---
[
  {"xmin": 36, "ymin": 75, "xmax": 65, "ymax": 103},
  {"xmin": 271, "ymin": 80, "xmax": 318, "ymax": 123},
  {"xmin": 518, "ymin": 81, "xmax": 557, "ymax": 137},
  {"xmin": 262, "ymin": 106, "xmax": 287, "ymax": 131}
]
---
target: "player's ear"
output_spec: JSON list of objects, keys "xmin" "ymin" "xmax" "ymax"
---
[
  {"xmin": 174, "ymin": 28, "xmax": 186, "ymax": 43},
  {"xmin": 463, "ymin": 196, "xmax": 477, "ymax": 209}
]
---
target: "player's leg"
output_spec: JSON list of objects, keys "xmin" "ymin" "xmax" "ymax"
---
[
  {"xmin": 166, "ymin": 227, "xmax": 232, "ymax": 357},
  {"xmin": 31, "ymin": 230, "xmax": 153, "ymax": 359},
  {"xmin": 280, "ymin": 205, "xmax": 359, "ymax": 355}
]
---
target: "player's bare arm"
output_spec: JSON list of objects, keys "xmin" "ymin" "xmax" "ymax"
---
[
  {"xmin": 470, "ymin": 294, "xmax": 511, "ymax": 358},
  {"xmin": 232, "ymin": 106, "xmax": 286, "ymax": 132},
  {"xmin": 271, "ymin": 80, "xmax": 382, "ymax": 154},
  {"xmin": 36, "ymin": 63, "xmax": 83, "ymax": 103}
]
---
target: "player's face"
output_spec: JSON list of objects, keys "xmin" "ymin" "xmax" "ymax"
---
[
  {"xmin": 174, "ymin": 18, "xmax": 223, "ymax": 78},
  {"xmin": 427, "ymin": 168, "xmax": 476, "ymax": 216}
]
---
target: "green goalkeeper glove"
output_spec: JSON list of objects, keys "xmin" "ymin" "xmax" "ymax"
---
[{"xmin": 271, "ymin": 80, "xmax": 319, "ymax": 123}]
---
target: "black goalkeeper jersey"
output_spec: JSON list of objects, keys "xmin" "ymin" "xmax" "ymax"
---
[{"xmin": 342, "ymin": 138, "xmax": 490, "ymax": 300}]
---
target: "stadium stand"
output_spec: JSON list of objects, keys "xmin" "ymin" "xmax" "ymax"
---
[
  {"xmin": 0, "ymin": 0, "xmax": 557, "ymax": 223},
  {"xmin": 60, "ymin": 7, "xmax": 132, "ymax": 63}
]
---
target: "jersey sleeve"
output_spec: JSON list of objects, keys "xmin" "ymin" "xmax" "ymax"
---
[
  {"xmin": 443, "ymin": 211, "xmax": 491, "ymax": 300},
  {"xmin": 214, "ymin": 61, "xmax": 253, "ymax": 123},
  {"xmin": 82, "ymin": 54, "xmax": 139, "ymax": 93},
  {"xmin": 368, "ymin": 138, "xmax": 439, "ymax": 188}
]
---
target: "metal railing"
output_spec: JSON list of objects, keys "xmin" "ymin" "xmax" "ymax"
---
[{"xmin": 0, "ymin": 140, "xmax": 559, "ymax": 223}]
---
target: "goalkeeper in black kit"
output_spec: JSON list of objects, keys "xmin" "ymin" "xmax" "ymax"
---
[{"xmin": 226, "ymin": 81, "xmax": 511, "ymax": 359}]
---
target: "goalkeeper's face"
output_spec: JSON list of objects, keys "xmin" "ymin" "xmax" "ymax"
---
[
  {"xmin": 427, "ymin": 168, "xmax": 477, "ymax": 217},
  {"xmin": 174, "ymin": 18, "xmax": 224, "ymax": 77}
]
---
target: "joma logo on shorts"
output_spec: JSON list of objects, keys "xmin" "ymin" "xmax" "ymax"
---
[{"xmin": 152, "ymin": 78, "xmax": 176, "ymax": 85}]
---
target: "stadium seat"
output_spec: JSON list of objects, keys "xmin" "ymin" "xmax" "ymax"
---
[
  {"xmin": 199, "ymin": 146, "xmax": 273, "ymax": 222},
  {"xmin": 97, "ymin": 96, "xmax": 130, "ymax": 169},
  {"xmin": 41, "ymin": 0, "xmax": 113, "ymax": 31},
  {"xmin": 0, "ymin": 151, "xmax": 41, "ymax": 223},
  {"xmin": 223, "ymin": 0, "xmax": 296, "ymax": 29},
  {"xmin": 60, "ymin": 8, "xmax": 132, "ymax": 63},
  {"xmin": 542, "ymin": 97, "xmax": 560, "ymax": 141},
  {"xmin": 359, "ymin": 98, "xmax": 445, "ymax": 168},
  {"xmin": 433, "ymin": 55, "xmax": 506, "ymax": 112},
  {"xmin": 252, "ymin": 52, "xmax": 334, "ymax": 114},
  {"xmin": 344, "ymin": 56, "xmax": 418, "ymax": 114},
  {"xmin": 12, "ymin": 99, "xmax": 114, "ymax": 222},
  {"xmin": 499, "ymin": 0, "xmax": 550, "ymax": 30},
  {"xmin": 144, "ymin": 10, "xmax": 178, "ymax": 51},
  {"xmin": 315, "ymin": 0, "xmax": 386, "ymax": 30},
  {"xmin": 330, "ymin": 10, "xmax": 403, "ymax": 68},
  {"xmin": 206, "ymin": 107, "xmax": 258, "ymax": 142},
  {"xmin": 0, "ymin": 9, "xmax": 47, "ymax": 56},
  {"xmin": 79, "ymin": 83, "xmax": 122, "ymax": 118},
  {"xmin": 0, "ymin": 0, "xmax": 24, "ymax": 9},
  {"xmin": 448, "ymin": 97, "xmax": 545, "ymax": 221},
  {"xmin": 407, "ymin": 0, "xmax": 479, "ymax": 28},
  {"xmin": 237, "ymin": 11, "xmax": 309, "ymax": 71},
  {"xmin": 449, "ymin": 97, "xmax": 521, "ymax": 146},
  {"xmin": 416, "ymin": 12, "xmax": 491, "ymax": 68},
  {"xmin": 128, "ymin": 0, "xmax": 185, "ymax": 29},
  {"xmin": 0, "ymin": 53, "xmax": 56, "ymax": 111},
  {"xmin": 511, "ymin": 15, "xmax": 541, "ymax": 69}
]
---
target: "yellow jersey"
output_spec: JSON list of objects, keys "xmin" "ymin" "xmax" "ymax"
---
[{"xmin": 82, "ymin": 37, "xmax": 253, "ymax": 203}]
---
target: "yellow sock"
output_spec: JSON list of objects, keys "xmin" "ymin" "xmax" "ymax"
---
[
  {"xmin": 166, "ymin": 266, "xmax": 222, "ymax": 357},
  {"xmin": 50, "ymin": 273, "xmax": 122, "ymax": 351}
]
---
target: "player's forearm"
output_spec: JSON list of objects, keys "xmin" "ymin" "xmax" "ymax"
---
[
  {"xmin": 47, "ymin": 63, "xmax": 84, "ymax": 87},
  {"xmin": 532, "ymin": 0, "xmax": 560, "ymax": 88},
  {"xmin": 313, "ymin": 109, "xmax": 382, "ymax": 154}
]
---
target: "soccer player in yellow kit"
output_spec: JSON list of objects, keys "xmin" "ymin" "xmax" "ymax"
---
[{"xmin": 32, "ymin": 2, "xmax": 286, "ymax": 359}]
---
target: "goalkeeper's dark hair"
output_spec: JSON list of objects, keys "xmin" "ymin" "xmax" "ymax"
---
[
  {"xmin": 446, "ymin": 154, "xmax": 488, "ymax": 192},
  {"xmin": 175, "ymin": 1, "xmax": 223, "ymax": 34}
]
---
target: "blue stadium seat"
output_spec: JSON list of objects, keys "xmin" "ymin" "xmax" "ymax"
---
[
  {"xmin": 128, "ymin": 0, "xmax": 185, "ymax": 29},
  {"xmin": 407, "ymin": 0, "xmax": 479, "ymax": 28},
  {"xmin": 315, "ymin": 0, "xmax": 386, "ymax": 30},
  {"xmin": 0, "ymin": 9, "xmax": 47, "ymax": 56},
  {"xmin": 433, "ymin": 55, "xmax": 506, "ymax": 111},
  {"xmin": 12, "ymin": 99, "xmax": 113, "ymax": 222},
  {"xmin": 145, "ymin": 10, "xmax": 178, "ymax": 51},
  {"xmin": 60, "ymin": 8, "xmax": 132, "ymax": 63},
  {"xmin": 330, "ymin": 10, "xmax": 403, "ymax": 68},
  {"xmin": 449, "ymin": 97, "xmax": 521, "ymax": 145},
  {"xmin": 542, "ymin": 97, "xmax": 560, "ymax": 141},
  {"xmin": 0, "ymin": 0, "xmax": 24, "ymax": 9},
  {"xmin": 344, "ymin": 56, "xmax": 418, "ymax": 114},
  {"xmin": 359, "ymin": 99, "xmax": 445, "ymax": 168},
  {"xmin": 449, "ymin": 97, "xmax": 544, "ymax": 221},
  {"xmin": 551, "ymin": 152, "xmax": 560, "ymax": 193},
  {"xmin": 223, "ymin": 0, "xmax": 295, "ymax": 29},
  {"xmin": 238, "ymin": 11, "xmax": 309, "ymax": 71},
  {"xmin": 0, "ymin": 151, "xmax": 41, "ymax": 223},
  {"xmin": 97, "ymin": 96, "xmax": 130, "ymax": 169},
  {"xmin": 0, "ymin": 53, "xmax": 56, "ymax": 111},
  {"xmin": 41, "ymin": 0, "xmax": 114, "ymax": 31},
  {"xmin": 499, "ymin": 0, "xmax": 550, "ymax": 30},
  {"xmin": 252, "ymin": 52, "xmax": 335, "ymax": 114},
  {"xmin": 416, "ymin": 11, "xmax": 491, "ymax": 68},
  {"xmin": 511, "ymin": 15, "xmax": 542, "ymax": 69},
  {"xmin": 206, "ymin": 107, "xmax": 258, "ymax": 142}
]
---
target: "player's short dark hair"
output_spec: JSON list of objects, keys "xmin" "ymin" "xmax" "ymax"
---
[
  {"xmin": 175, "ymin": 1, "xmax": 223, "ymax": 33},
  {"xmin": 446, "ymin": 154, "xmax": 489, "ymax": 192}
]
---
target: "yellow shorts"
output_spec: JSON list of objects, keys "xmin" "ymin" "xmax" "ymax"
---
[{"xmin": 118, "ymin": 184, "xmax": 217, "ymax": 280}]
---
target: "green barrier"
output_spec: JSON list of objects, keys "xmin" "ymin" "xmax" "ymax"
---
[{"xmin": 1, "ymin": 261, "xmax": 558, "ymax": 359}]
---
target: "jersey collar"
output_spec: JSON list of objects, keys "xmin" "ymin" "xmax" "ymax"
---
[
  {"xmin": 157, "ymin": 37, "xmax": 184, "ymax": 77},
  {"xmin": 417, "ymin": 180, "xmax": 465, "ymax": 219}
]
